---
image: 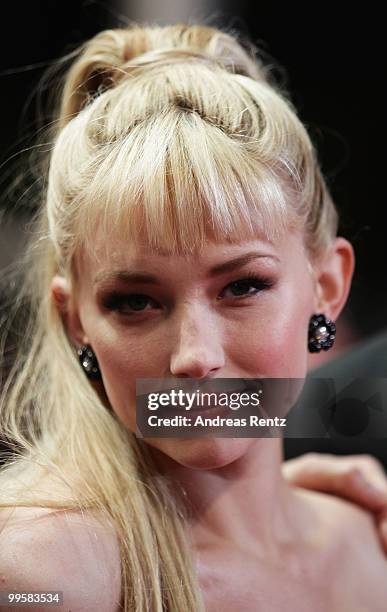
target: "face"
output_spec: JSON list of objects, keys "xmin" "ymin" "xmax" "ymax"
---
[{"xmin": 57, "ymin": 227, "xmax": 322, "ymax": 469}]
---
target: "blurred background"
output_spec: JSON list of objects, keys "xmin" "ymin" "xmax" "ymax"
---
[{"xmin": 0, "ymin": 2, "xmax": 386, "ymax": 464}]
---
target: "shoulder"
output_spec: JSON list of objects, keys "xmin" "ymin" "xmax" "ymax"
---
[
  {"xmin": 295, "ymin": 486, "xmax": 385, "ymax": 561},
  {"xmin": 294, "ymin": 487, "xmax": 387, "ymax": 609},
  {"xmin": 0, "ymin": 505, "xmax": 122, "ymax": 611}
]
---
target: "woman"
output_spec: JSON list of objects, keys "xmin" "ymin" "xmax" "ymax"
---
[{"xmin": 1, "ymin": 22, "xmax": 387, "ymax": 611}]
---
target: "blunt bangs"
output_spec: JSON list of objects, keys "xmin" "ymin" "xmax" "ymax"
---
[{"xmin": 72, "ymin": 109, "xmax": 302, "ymax": 262}]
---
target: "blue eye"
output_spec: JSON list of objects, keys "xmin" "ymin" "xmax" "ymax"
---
[
  {"xmin": 221, "ymin": 273, "xmax": 273, "ymax": 298},
  {"xmin": 102, "ymin": 293, "xmax": 156, "ymax": 313},
  {"xmin": 101, "ymin": 273, "xmax": 273, "ymax": 315}
]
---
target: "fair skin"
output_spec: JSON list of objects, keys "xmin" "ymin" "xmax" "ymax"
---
[{"xmin": 47, "ymin": 226, "xmax": 387, "ymax": 610}]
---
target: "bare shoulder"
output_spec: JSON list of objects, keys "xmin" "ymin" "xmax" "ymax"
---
[
  {"xmin": 0, "ymin": 504, "xmax": 122, "ymax": 611},
  {"xmin": 294, "ymin": 487, "xmax": 387, "ymax": 610}
]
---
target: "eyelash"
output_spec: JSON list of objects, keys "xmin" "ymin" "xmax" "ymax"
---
[{"xmin": 101, "ymin": 272, "xmax": 274, "ymax": 316}]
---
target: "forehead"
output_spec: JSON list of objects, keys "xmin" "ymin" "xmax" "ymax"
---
[{"xmin": 77, "ymin": 225, "xmax": 307, "ymax": 282}]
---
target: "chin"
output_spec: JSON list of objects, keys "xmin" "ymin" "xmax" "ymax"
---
[{"xmin": 147, "ymin": 437, "xmax": 255, "ymax": 470}]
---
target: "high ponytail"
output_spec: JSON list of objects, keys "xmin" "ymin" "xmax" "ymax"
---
[{"xmin": 58, "ymin": 23, "xmax": 270, "ymax": 127}]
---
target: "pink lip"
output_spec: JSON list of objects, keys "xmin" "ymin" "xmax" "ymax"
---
[
  {"xmin": 188, "ymin": 397, "xmax": 228, "ymax": 412},
  {"xmin": 186, "ymin": 403, "xmax": 233, "ymax": 419},
  {"xmin": 163, "ymin": 390, "xmax": 247, "ymax": 415}
]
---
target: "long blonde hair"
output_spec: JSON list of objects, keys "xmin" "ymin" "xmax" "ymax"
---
[{"xmin": 0, "ymin": 21, "xmax": 339, "ymax": 611}]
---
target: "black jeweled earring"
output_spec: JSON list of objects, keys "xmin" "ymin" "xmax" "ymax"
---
[
  {"xmin": 308, "ymin": 313, "xmax": 336, "ymax": 353},
  {"xmin": 77, "ymin": 345, "xmax": 102, "ymax": 379}
]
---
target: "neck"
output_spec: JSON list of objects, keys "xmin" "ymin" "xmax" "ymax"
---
[{"xmin": 150, "ymin": 438, "xmax": 299, "ymax": 560}]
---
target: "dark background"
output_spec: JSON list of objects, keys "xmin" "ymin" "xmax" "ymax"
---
[{"xmin": 0, "ymin": 2, "xmax": 386, "ymax": 465}]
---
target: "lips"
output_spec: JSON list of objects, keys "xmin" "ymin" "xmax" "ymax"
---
[
  {"xmin": 169, "ymin": 378, "xmax": 263, "ymax": 395},
  {"xmin": 162, "ymin": 393, "xmax": 225, "ymax": 413},
  {"xmin": 142, "ymin": 378, "xmax": 264, "ymax": 414},
  {"xmin": 162, "ymin": 387, "xmax": 260, "ymax": 414},
  {"xmin": 188, "ymin": 392, "xmax": 229, "ymax": 412}
]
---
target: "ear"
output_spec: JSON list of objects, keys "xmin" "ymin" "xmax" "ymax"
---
[
  {"xmin": 50, "ymin": 274, "xmax": 89, "ymax": 348},
  {"xmin": 313, "ymin": 237, "xmax": 355, "ymax": 322}
]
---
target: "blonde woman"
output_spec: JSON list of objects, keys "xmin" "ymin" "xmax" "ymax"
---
[{"xmin": 1, "ymin": 22, "xmax": 387, "ymax": 612}]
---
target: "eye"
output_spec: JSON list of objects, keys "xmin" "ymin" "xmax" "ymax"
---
[
  {"xmin": 220, "ymin": 273, "xmax": 273, "ymax": 300},
  {"xmin": 101, "ymin": 293, "xmax": 157, "ymax": 314},
  {"xmin": 100, "ymin": 273, "xmax": 274, "ymax": 316}
]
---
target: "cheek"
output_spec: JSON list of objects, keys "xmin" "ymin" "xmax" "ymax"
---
[
  {"xmin": 81, "ymin": 317, "xmax": 161, "ymax": 429},
  {"xmin": 229, "ymin": 289, "xmax": 313, "ymax": 378},
  {"xmin": 263, "ymin": 312, "xmax": 310, "ymax": 376}
]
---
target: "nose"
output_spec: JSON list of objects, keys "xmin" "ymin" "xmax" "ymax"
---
[{"xmin": 169, "ymin": 303, "xmax": 225, "ymax": 378}]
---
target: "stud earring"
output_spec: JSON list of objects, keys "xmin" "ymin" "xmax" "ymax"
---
[
  {"xmin": 308, "ymin": 313, "xmax": 336, "ymax": 353},
  {"xmin": 77, "ymin": 344, "xmax": 102, "ymax": 379}
]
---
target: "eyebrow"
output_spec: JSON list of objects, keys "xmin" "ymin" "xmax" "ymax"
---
[{"xmin": 93, "ymin": 251, "xmax": 280, "ymax": 285}]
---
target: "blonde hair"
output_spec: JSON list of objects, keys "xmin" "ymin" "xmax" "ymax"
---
[{"xmin": 0, "ymin": 21, "xmax": 339, "ymax": 611}]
